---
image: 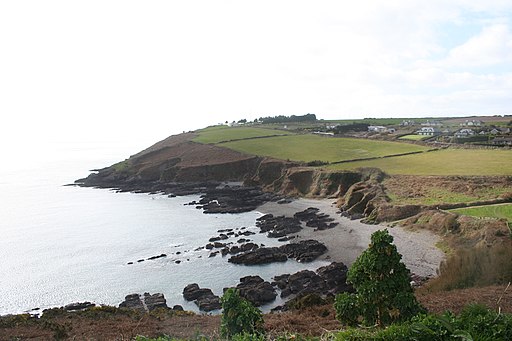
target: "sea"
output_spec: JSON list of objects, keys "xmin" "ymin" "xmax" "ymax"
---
[{"xmin": 0, "ymin": 140, "xmax": 328, "ymax": 315}]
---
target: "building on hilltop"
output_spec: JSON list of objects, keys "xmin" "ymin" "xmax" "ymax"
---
[
  {"xmin": 454, "ymin": 129, "xmax": 476, "ymax": 138},
  {"xmin": 491, "ymin": 137, "xmax": 512, "ymax": 146},
  {"xmin": 460, "ymin": 119, "xmax": 483, "ymax": 127},
  {"xmin": 417, "ymin": 127, "xmax": 441, "ymax": 136},
  {"xmin": 368, "ymin": 125, "xmax": 388, "ymax": 133}
]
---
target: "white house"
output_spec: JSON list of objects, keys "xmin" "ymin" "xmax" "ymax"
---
[
  {"xmin": 368, "ymin": 125, "xmax": 388, "ymax": 133},
  {"xmin": 454, "ymin": 129, "xmax": 475, "ymax": 138},
  {"xmin": 417, "ymin": 127, "xmax": 441, "ymax": 136},
  {"xmin": 461, "ymin": 120, "xmax": 483, "ymax": 127}
]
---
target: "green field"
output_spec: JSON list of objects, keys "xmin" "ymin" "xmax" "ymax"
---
[
  {"xmin": 387, "ymin": 186, "xmax": 511, "ymax": 206},
  {"xmin": 193, "ymin": 126, "xmax": 290, "ymax": 144},
  {"xmin": 399, "ymin": 134, "xmax": 428, "ymax": 141},
  {"xmin": 219, "ymin": 135, "xmax": 429, "ymax": 163},
  {"xmin": 329, "ymin": 149, "xmax": 512, "ymax": 176},
  {"xmin": 450, "ymin": 204, "xmax": 512, "ymax": 222}
]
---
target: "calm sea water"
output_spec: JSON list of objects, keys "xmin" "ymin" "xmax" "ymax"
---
[{"xmin": 0, "ymin": 142, "xmax": 327, "ymax": 315}]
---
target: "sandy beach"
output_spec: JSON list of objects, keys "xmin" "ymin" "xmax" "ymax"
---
[{"xmin": 257, "ymin": 198, "xmax": 444, "ymax": 278}]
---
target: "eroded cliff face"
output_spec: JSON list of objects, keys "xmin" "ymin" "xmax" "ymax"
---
[{"xmin": 78, "ymin": 132, "xmax": 373, "ymax": 201}]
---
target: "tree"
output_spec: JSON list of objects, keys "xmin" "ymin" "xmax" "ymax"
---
[
  {"xmin": 335, "ymin": 229, "xmax": 425, "ymax": 327},
  {"xmin": 220, "ymin": 288, "xmax": 264, "ymax": 338}
]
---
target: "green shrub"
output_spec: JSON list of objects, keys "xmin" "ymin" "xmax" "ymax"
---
[
  {"xmin": 335, "ymin": 229, "xmax": 424, "ymax": 327},
  {"xmin": 220, "ymin": 288, "xmax": 264, "ymax": 338}
]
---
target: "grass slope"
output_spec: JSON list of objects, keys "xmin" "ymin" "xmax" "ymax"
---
[
  {"xmin": 193, "ymin": 126, "xmax": 290, "ymax": 144},
  {"xmin": 219, "ymin": 135, "xmax": 428, "ymax": 163},
  {"xmin": 399, "ymin": 134, "xmax": 428, "ymax": 141},
  {"xmin": 329, "ymin": 149, "xmax": 512, "ymax": 176},
  {"xmin": 450, "ymin": 204, "xmax": 512, "ymax": 222}
]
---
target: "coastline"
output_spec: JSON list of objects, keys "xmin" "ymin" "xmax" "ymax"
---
[{"xmin": 257, "ymin": 198, "xmax": 444, "ymax": 278}]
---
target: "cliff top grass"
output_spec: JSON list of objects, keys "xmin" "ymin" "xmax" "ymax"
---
[
  {"xmin": 193, "ymin": 125, "xmax": 291, "ymax": 144},
  {"xmin": 218, "ymin": 134, "xmax": 429, "ymax": 163},
  {"xmin": 329, "ymin": 149, "xmax": 512, "ymax": 176},
  {"xmin": 387, "ymin": 185, "xmax": 511, "ymax": 206},
  {"xmin": 450, "ymin": 203, "xmax": 512, "ymax": 222},
  {"xmin": 399, "ymin": 134, "xmax": 428, "ymax": 141}
]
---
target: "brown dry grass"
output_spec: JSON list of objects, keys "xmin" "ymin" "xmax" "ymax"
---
[{"xmin": 3, "ymin": 285, "xmax": 512, "ymax": 340}]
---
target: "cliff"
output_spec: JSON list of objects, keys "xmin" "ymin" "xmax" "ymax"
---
[{"xmin": 77, "ymin": 132, "xmax": 373, "ymax": 202}]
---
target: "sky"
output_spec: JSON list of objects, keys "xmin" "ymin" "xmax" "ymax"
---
[{"xmin": 1, "ymin": 1, "xmax": 512, "ymax": 159}]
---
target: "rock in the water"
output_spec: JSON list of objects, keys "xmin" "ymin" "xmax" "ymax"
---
[
  {"xmin": 228, "ymin": 247, "xmax": 287, "ymax": 265},
  {"xmin": 228, "ymin": 240, "xmax": 327, "ymax": 265},
  {"xmin": 64, "ymin": 302, "xmax": 95, "ymax": 311},
  {"xmin": 143, "ymin": 292, "xmax": 168, "ymax": 310},
  {"xmin": 119, "ymin": 293, "xmax": 168, "ymax": 312},
  {"xmin": 182, "ymin": 284, "xmax": 221, "ymax": 312},
  {"xmin": 232, "ymin": 275, "xmax": 277, "ymax": 306}
]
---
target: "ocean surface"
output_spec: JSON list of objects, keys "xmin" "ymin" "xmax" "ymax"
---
[{"xmin": 0, "ymin": 141, "xmax": 328, "ymax": 315}]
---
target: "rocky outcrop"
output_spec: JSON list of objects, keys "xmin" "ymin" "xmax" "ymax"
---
[
  {"xmin": 63, "ymin": 302, "xmax": 96, "ymax": 312},
  {"xmin": 228, "ymin": 247, "xmax": 288, "ymax": 265},
  {"xmin": 228, "ymin": 240, "xmax": 327, "ymax": 265},
  {"xmin": 271, "ymin": 262, "xmax": 353, "ymax": 310},
  {"xmin": 230, "ymin": 276, "xmax": 277, "ymax": 306},
  {"xmin": 294, "ymin": 207, "xmax": 338, "ymax": 230},
  {"xmin": 182, "ymin": 284, "xmax": 221, "ymax": 312},
  {"xmin": 194, "ymin": 185, "xmax": 281, "ymax": 214},
  {"xmin": 119, "ymin": 293, "xmax": 168, "ymax": 312},
  {"xmin": 256, "ymin": 214, "xmax": 302, "ymax": 238}
]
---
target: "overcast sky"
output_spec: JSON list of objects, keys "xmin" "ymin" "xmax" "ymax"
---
[{"xmin": 1, "ymin": 1, "xmax": 511, "ymax": 153}]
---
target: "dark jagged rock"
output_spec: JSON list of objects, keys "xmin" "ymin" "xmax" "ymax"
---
[
  {"xmin": 230, "ymin": 275, "xmax": 277, "ymax": 306},
  {"xmin": 228, "ymin": 240, "xmax": 327, "ymax": 265},
  {"xmin": 256, "ymin": 215, "xmax": 302, "ymax": 238},
  {"xmin": 272, "ymin": 262, "xmax": 352, "ymax": 301},
  {"xmin": 195, "ymin": 186, "xmax": 281, "ymax": 214},
  {"xmin": 147, "ymin": 253, "xmax": 167, "ymax": 260},
  {"xmin": 316, "ymin": 262, "xmax": 352, "ymax": 294},
  {"xmin": 294, "ymin": 207, "xmax": 337, "ymax": 231},
  {"xmin": 228, "ymin": 247, "xmax": 287, "ymax": 265},
  {"xmin": 119, "ymin": 293, "xmax": 168, "ymax": 312},
  {"xmin": 143, "ymin": 293, "xmax": 168, "ymax": 310},
  {"xmin": 280, "ymin": 240, "xmax": 328, "ymax": 263},
  {"xmin": 64, "ymin": 302, "xmax": 95, "ymax": 311},
  {"xmin": 182, "ymin": 284, "xmax": 221, "ymax": 312}
]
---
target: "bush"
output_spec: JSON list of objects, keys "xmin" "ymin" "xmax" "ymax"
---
[
  {"xmin": 335, "ymin": 306, "xmax": 512, "ymax": 340},
  {"xmin": 220, "ymin": 288, "xmax": 264, "ymax": 338},
  {"xmin": 335, "ymin": 229, "xmax": 424, "ymax": 327},
  {"xmin": 424, "ymin": 241, "xmax": 512, "ymax": 291}
]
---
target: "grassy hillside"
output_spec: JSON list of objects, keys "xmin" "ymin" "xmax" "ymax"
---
[
  {"xmin": 193, "ymin": 126, "xmax": 290, "ymax": 144},
  {"xmin": 219, "ymin": 135, "xmax": 429, "ymax": 163},
  {"xmin": 329, "ymin": 149, "xmax": 512, "ymax": 176},
  {"xmin": 399, "ymin": 134, "xmax": 428, "ymax": 141},
  {"xmin": 450, "ymin": 204, "xmax": 512, "ymax": 222}
]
